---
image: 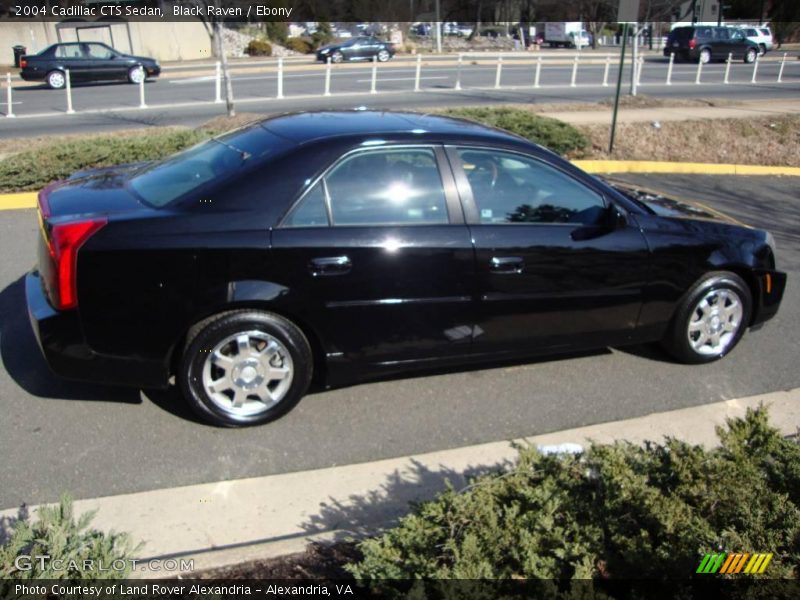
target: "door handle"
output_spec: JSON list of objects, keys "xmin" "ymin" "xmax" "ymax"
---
[
  {"xmin": 490, "ymin": 256, "xmax": 524, "ymax": 274},
  {"xmin": 309, "ymin": 256, "xmax": 352, "ymax": 277}
]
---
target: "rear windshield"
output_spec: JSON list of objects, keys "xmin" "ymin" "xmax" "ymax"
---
[
  {"xmin": 670, "ymin": 28, "xmax": 694, "ymax": 40},
  {"xmin": 129, "ymin": 125, "xmax": 290, "ymax": 207}
]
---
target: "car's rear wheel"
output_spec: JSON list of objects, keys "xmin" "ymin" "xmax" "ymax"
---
[
  {"xmin": 331, "ymin": 51, "xmax": 344, "ymax": 64},
  {"xmin": 377, "ymin": 49, "xmax": 391, "ymax": 62},
  {"xmin": 744, "ymin": 48, "xmax": 757, "ymax": 63},
  {"xmin": 46, "ymin": 70, "xmax": 66, "ymax": 89},
  {"xmin": 179, "ymin": 310, "xmax": 313, "ymax": 427},
  {"xmin": 758, "ymin": 43, "xmax": 767, "ymax": 56},
  {"xmin": 661, "ymin": 272, "xmax": 752, "ymax": 364},
  {"xmin": 699, "ymin": 48, "xmax": 711, "ymax": 64},
  {"xmin": 127, "ymin": 65, "xmax": 145, "ymax": 84}
]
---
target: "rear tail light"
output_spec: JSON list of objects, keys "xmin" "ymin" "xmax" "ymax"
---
[
  {"xmin": 38, "ymin": 192, "xmax": 106, "ymax": 311},
  {"xmin": 20, "ymin": 58, "xmax": 27, "ymax": 68},
  {"xmin": 688, "ymin": 38, "xmax": 697, "ymax": 49}
]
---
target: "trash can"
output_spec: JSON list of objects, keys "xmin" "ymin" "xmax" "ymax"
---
[{"xmin": 13, "ymin": 45, "xmax": 26, "ymax": 68}]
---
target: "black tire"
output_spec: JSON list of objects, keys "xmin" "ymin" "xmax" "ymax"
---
[
  {"xmin": 179, "ymin": 310, "xmax": 313, "ymax": 427},
  {"xmin": 331, "ymin": 51, "xmax": 344, "ymax": 64},
  {"xmin": 758, "ymin": 43, "xmax": 767, "ymax": 56},
  {"xmin": 377, "ymin": 49, "xmax": 391, "ymax": 62},
  {"xmin": 744, "ymin": 48, "xmax": 757, "ymax": 63},
  {"xmin": 699, "ymin": 48, "xmax": 712, "ymax": 64},
  {"xmin": 46, "ymin": 70, "xmax": 66, "ymax": 89},
  {"xmin": 660, "ymin": 272, "xmax": 752, "ymax": 365}
]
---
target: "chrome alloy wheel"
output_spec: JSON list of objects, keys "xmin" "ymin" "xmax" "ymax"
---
[
  {"xmin": 129, "ymin": 66, "xmax": 145, "ymax": 84},
  {"xmin": 201, "ymin": 330, "xmax": 294, "ymax": 417},
  {"xmin": 686, "ymin": 289, "xmax": 744, "ymax": 355}
]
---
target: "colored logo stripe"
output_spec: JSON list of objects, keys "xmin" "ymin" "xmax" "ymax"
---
[{"xmin": 699, "ymin": 553, "xmax": 773, "ymax": 574}]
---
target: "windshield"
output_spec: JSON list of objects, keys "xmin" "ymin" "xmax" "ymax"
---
[{"xmin": 129, "ymin": 124, "xmax": 290, "ymax": 206}]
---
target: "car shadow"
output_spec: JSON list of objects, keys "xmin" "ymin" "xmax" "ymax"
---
[
  {"xmin": 16, "ymin": 80, "xmax": 156, "ymax": 92},
  {"xmin": 0, "ymin": 275, "xmax": 140, "ymax": 403}
]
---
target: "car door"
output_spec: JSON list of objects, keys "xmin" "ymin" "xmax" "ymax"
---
[
  {"xmin": 55, "ymin": 43, "xmax": 90, "ymax": 81},
  {"xmin": 448, "ymin": 146, "xmax": 650, "ymax": 356},
  {"xmin": 712, "ymin": 28, "xmax": 732, "ymax": 58},
  {"xmin": 270, "ymin": 145, "xmax": 476, "ymax": 365},
  {"xmin": 728, "ymin": 28, "xmax": 748, "ymax": 58},
  {"xmin": 83, "ymin": 43, "xmax": 123, "ymax": 81},
  {"xmin": 342, "ymin": 38, "xmax": 363, "ymax": 60}
]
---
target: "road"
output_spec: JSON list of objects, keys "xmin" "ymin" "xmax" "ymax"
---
[
  {"xmin": 0, "ymin": 174, "xmax": 798, "ymax": 509},
  {"xmin": 1, "ymin": 56, "xmax": 798, "ymax": 137}
]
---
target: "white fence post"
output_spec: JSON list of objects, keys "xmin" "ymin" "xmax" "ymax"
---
[
  {"xmin": 695, "ymin": 59, "xmax": 703, "ymax": 84},
  {"xmin": 534, "ymin": 56, "xmax": 541, "ymax": 88},
  {"xmin": 751, "ymin": 54, "xmax": 759, "ymax": 83},
  {"xmin": 324, "ymin": 56, "xmax": 332, "ymax": 96},
  {"xmin": 370, "ymin": 55, "xmax": 377, "ymax": 94},
  {"xmin": 570, "ymin": 54, "xmax": 579, "ymax": 87},
  {"xmin": 138, "ymin": 76, "xmax": 147, "ymax": 109},
  {"xmin": 777, "ymin": 52, "xmax": 787, "ymax": 83},
  {"xmin": 494, "ymin": 55, "xmax": 503, "ymax": 89},
  {"xmin": 414, "ymin": 54, "xmax": 421, "ymax": 92},
  {"xmin": 602, "ymin": 55, "xmax": 610, "ymax": 86},
  {"xmin": 276, "ymin": 57, "xmax": 284, "ymax": 99},
  {"xmin": 666, "ymin": 52, "xmax": 674, "ymax": 85},
  {"xmin": 455, "ymin": 53, "xmax": 463, "ymax": 90},
  {"xmin": 5, "ymin": 73, "xmax": 14, "ymax": 118},
  {"xmin": 724, "ymin": 53, "xmax": 732, "ymax": 84},
  {"xmin": 636, "ymin": 56, "xmax": 644, "ymax": 86},
  {"xmin": 214, "ymin": 61, "xmax": 222, "ymax": 103},
  {"xmin": 65, "ymin": 69, "xmax": 74, "ymax": 114}
]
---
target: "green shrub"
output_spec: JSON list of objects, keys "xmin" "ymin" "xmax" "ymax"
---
[
  {"xmin": 438, "ymin": 107, "xmax": 589, "ymax": 156},
  {"xmin": 265, "ymin": 21, "xmax": 288, "ymax": 45},
  {"xmin": 0, "ymin": 129, "xmax": 211, "ymax": 192},
  {"xmin": 245, "ymin": 39, "xmax": 272, "ymax": 57},
  {"xmin": 0, "ymin": 494, "xmax": 140, "ymax": 584},
  {"xmin": 285, "ymin": 37, "xmax": 313, "ymax": 54},
  {"xmin": 348, "ymin": 407, "xmax": 800, "ymax": 582}
]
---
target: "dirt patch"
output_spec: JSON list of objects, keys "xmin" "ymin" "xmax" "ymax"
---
[
  {"xmin": 577, "ymin": 114, "xmax": 800, "ymax": 165},
  {"xmin": 194, "ymin": 542, "xmax": 360, "ymax": 579}
]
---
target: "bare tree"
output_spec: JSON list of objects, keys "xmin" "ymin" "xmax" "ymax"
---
[
  {"xmin": 188, "ymin": 0, "xmax": 236, "ymax": 117},
  {"xmin": 577, "ymin": 0, "xmax": 614, "ymax": 49}
]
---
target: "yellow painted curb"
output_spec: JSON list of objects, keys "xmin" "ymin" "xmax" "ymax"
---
[
  {"xmin": 1, "ymin": 161, "xmax": 798, "ymax": 212},
  {"xmin": 573, "ymin": 160, "xmax": 800, "ymax": 177},
  {"xmin": 0, "ymin": 192, "xmax": 37, "ymax": 211}
]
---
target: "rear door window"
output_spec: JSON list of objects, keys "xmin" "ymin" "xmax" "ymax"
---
[{"xmin": 55, "ymin": 44, "xmax": 85, "ymax": 59}]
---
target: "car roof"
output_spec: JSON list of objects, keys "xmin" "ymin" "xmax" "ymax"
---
[{"xmin": 258, "ymin": 110, "xmax": 529, "ymax": 147}]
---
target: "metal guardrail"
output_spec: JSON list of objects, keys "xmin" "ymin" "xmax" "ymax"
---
[{"xmin": 2, "ymin": 51, "xmax": 795, "ymax": 119}]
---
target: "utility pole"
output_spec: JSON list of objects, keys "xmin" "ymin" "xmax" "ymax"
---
[
  {"xmin": 609, "ymin": 22, "xmax": 629, "ymax": 153},
  {"xmin": 435, "ymin": 0, "xmax": 442, "ymax": 53}
]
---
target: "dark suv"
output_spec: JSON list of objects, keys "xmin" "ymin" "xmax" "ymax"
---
[{"xmin": 664, "ymin": 26, "xmax": 759, "ymax": 64}]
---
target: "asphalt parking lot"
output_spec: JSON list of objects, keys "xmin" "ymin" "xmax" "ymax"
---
[{"xmin": 0, "ymin": 174, "xmax": 797, "ymax": 509}]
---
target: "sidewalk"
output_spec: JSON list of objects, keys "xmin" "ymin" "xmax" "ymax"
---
[
  {"xmin": 540, "ymin": 98, "xmax": 800, "ymax": 125},
  {"xmin": 1, "ymin": 387, "xmax": 797, "ymax": 577}
]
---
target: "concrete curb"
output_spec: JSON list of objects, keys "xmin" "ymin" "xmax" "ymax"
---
[
  {"xmin": 1, "ymin": 387, "xmax": 797, "ymax": 577},
  {"xmin": 2, "ymin": 161, "xmax": 798, "ymax": 212}
]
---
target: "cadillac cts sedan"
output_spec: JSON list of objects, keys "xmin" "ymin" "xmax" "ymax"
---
[{"xmin": 26, "ymin": 111, "xmax": 786, "ymax": 427}]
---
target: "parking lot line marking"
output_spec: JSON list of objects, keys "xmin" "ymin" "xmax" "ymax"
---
[{"xmin": 0, "ymin": 192, "xmax": 36, "ymax": 211}]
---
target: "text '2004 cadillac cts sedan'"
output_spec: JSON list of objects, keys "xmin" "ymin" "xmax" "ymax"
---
[{"xmin": 26, "ymin": 111, "xmax": 786, "ymax": 427}]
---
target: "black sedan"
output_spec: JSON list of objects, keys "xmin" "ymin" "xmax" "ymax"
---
[
  {"xmin": 316, "ymin": 36, "xmax": 395, "ymax": 63},
  {"xmin": 26, "ymin": 111, "xmax": 786, "ymax": 427},
  {"xmin": 19, "ymin": 42, "xmax": 160, "ymax": 89}
]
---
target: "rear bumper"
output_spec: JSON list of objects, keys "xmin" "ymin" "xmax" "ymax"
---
[
  {"xmin": 26, "ymin": 270, "xmax": 169, "ymax": 388},
  {"xmin": 752, "ymin": 269, "xmax": 786, "ymax": 327}
]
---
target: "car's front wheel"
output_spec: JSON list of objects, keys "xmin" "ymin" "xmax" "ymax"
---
[
  {"xmin": 744, "ymin": 48, "xmax": 757, "ymax": 63},
  {"xmin": 46, "ymin": 70, "xmax": 66, "ymax": 89},
  {"xmin": 661, "ymin": 272, "xmax": 752, "ymax": 364},
  {"xmin": 377, "ymin": 49, "xmax": 391, "ymax": 62},
  {"xmin": 179, "ymin": 310, "xmax": 313, "ymax": 427},
  {"xmin": 127, "ymin": 65, "xmax": 146, "ymax": 84}
]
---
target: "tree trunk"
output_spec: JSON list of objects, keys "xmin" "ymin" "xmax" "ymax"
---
[{"xmin": 214, "ymin": 21, "xmax": 235, "ymax": 118}]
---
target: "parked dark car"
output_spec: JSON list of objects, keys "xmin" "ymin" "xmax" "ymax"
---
[
  {"xmin": 316, "ymin": 36, "xmax": 394, "ymax": 63},
  {"xmin": 664, "ymin": 26, "xmax": 759, "ymax": 63},
  {"xmin": 26, "ymin": 111, "xmax": 786, "ymax": 427},
  {"xmin": 19, "ymin": 42, "xmax": 160, "ymax": 89}
]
